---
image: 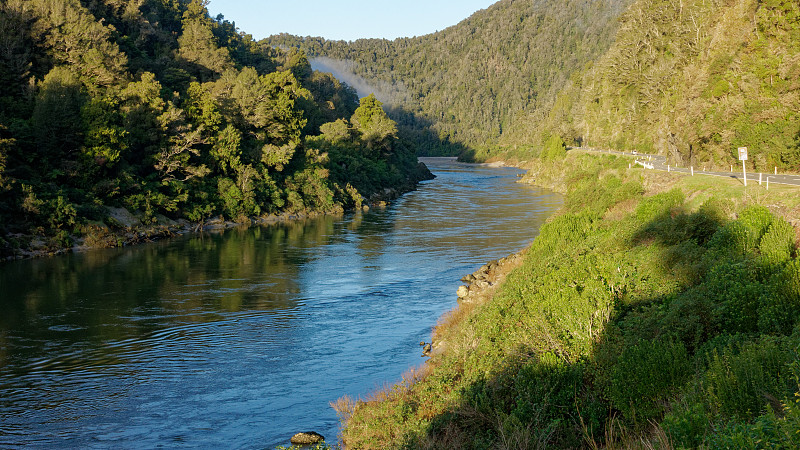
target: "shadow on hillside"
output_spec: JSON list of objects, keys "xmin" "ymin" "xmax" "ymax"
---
[
  {"xmin": 390, "ymin": 200, "xmax": 800, "ymax": 448},
  {"xmin": 384, "ymin": 105, "xmax": 473, "ymax": 158}
]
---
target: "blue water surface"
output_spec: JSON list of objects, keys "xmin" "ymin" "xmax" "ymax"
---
[{"xmin": 0, "ymin": 159, "xmax": 560, "ymax": 448}]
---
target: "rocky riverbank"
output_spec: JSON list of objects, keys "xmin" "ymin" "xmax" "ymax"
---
[
  {"xmin": 425, "ymin": 251, "xmax": 526, "ymax": 360},
  {"xmin": 1, "ymin": 184, "xmax": 416, "ymax": 261}
]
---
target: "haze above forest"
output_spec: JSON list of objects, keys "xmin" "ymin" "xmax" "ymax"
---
[{"xmin": 269, "ymin": 0, "xmax": 800, "ymax": 171}]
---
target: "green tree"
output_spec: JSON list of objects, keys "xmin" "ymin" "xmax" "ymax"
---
[
  {"xmin": 155, "ymin": 102, "xmax": 210, "ymax": 182},
  {"xmin": 119, "ymin": 72, "xmax": 168, "ymax": 170},
  {"xmin": 0, "ymin": 124, "xmax": 13, "ymax": 190},
  {"xmin": 319, "ymin": 118, "xmax": 355, "ymax": 144},
  {"xmin": 541, "ymin": 134, "xmax": 566, "ymax": 161},
  {"xmin": 31, "ymin": 66, "xmax": 86, "ymax": 176},
  {"xmin": 212, "ymin": 68, "xmax": 310, "ymax": 171},
  {"xmin": 211, "ymin": 124, "xmax": 243, "ymax": 176},
  {"xmin": 352, "ymin": 94, "xmax": 397, "ymax": 151},
  {"xmin": 0, "ymin": 0, "xmax": 36, "ymax": 116},
  {"xmin": 177, "ymin": 0, "xmax": 232, "ymax": 80},
  {"xmin": 32, "ymin": 0, "xmax": 128, "ymax": 89}
]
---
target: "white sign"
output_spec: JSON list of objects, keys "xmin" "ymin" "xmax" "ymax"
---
[{"xmin": 738, "ymin": 147, "xmax": 748, "ymax": 161}]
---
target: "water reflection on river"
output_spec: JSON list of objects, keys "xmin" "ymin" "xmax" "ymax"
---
[{"xmin": 0, "ymin": 159, "xmax": 561, "ymax": 448}]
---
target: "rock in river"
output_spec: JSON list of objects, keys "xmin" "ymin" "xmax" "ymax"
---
[{"xmin": 290, "ymin": 431, "xmax": 325, "ymax": 445}]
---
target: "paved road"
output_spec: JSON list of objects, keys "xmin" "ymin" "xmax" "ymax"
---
[{"xmin": 579, "ymin": 147, "xmax": 800, "ymax": 188}]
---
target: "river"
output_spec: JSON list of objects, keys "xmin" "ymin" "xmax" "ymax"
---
[{"xmin": 0, "ymin": 159, "xmax": 560, "ymax": 448}]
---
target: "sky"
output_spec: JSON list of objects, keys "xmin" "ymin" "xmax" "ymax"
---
[{"xmin": 207, "ymin": 0, "xmax": 499, "ymax": 42}]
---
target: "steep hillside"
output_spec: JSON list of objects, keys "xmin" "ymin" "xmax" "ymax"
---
[
  {"xmin": 514, "ymin": 0, "xmax": 800, "ymax": 171},
  {"xmin": 0, "ymin": 0, "xmax": 430, "ymax": 257},
  {"xmin": 267, "ymin": 0, "xmax": 632, "ymax": 154},
  {"xmin": 269, "ymin": 0, "xmax": 800, "ymax": 171}
]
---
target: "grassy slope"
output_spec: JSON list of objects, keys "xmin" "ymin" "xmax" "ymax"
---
[{"xmin": 336, "ymin": 152, "xmax": 800, "ymax": 449}]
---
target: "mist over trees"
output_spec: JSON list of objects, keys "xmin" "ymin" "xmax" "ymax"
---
[
  {"xmin": 269, "ymin": 0, "xmax": 800, "ymax": 171},
  {"xmin": 267, "ymin": 0, "xmax": 633, "ymax": 154},
  {"xmin": 0, "ymin": 0, "xmax": 430, "ymax": 253}
]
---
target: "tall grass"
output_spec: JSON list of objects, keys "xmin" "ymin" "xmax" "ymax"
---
[{"xmin": 337, "ymin": 153, "xmax": 800, "ymax": 448}]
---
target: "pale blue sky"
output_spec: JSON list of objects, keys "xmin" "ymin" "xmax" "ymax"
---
[{"xmin": 207, "ymin": 0, "xmax": 499, "ymax": 41}]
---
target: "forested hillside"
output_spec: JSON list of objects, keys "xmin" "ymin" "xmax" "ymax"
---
[
  {"xmin": 267, "ymin": 0, "xmax": 632, "ymax": 154},
  {"xmin": 568, "ymin": 0, "xmax": 800, "ymax": 170},
  {"xmin": 511, "ymin": 0, "xmax": 800, "ymax": 171},
  {"xmin": 269, "ymin": 0, "xmax": 800, "ymax": 171},
  {"xmin": 0, "ymin": 0, "xmax": 430, "ymax": 256}
]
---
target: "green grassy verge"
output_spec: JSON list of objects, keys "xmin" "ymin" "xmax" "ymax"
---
[{"xmin": 336, "ymin": 152, "xmax": 800, "ymax": 449}]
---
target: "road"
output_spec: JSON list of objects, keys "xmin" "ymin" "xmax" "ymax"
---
[{"xmin": 579, "ymin": 147, "xmax": 800, "ymax": 188}]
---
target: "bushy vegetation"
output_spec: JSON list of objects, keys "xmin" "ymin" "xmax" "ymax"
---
[
  {"xmin": 523, "ymin": 0, "xmax": 800, "ymax": 171},
  {"xmin": 267, "ymin": 0, "xmax": 632, "ymax": 155},
  {"xmin": 0, "ymin": 0, "xmax": 431, "ymax": 256},
  {"xmin": 337, "ymin": 154, "xmax": 800, "ymax": 448},
  {"xmin": 269, "ymin": 0, "xmax": 800, "ymax": 172}
]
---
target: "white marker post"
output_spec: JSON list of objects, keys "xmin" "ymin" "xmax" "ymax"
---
[
  {"xmin": 691, "ymin": 166, "xmax": 694, "ymax": 176},
  {"xmin": 738, "ymin": 147, "xmax": 748, "ymax": 187},
  {"xmin": 759, "ymin": 173, "xmax": 762, "ymax": 186}
]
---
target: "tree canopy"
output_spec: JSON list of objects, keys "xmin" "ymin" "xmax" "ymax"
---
[
  {"xmin": 268, "ymin": 0, "xmax": 800, "ymax": 171},
  {"xmin": 0, "ymin": 0, "xmax": 430, "ymax": 255}
]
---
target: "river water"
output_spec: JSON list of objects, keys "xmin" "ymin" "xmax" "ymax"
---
[{"xmin": 0, "ymin": 159, "xmax": 560, "ymax": 448}]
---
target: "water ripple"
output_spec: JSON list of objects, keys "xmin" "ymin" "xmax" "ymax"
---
[{"xmin": 0, "ymin": 160, "xmax": 561, "ymax": 448}]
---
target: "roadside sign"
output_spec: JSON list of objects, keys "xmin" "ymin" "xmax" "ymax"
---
[
  {"xmin": 738, "ymin": 147, "xmax": 748, "ymax": 161},
  {"xmin": 738, "ymin": 147, "xmax": 748, "ymax": 186}
]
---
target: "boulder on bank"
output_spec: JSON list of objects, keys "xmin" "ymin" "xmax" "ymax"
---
[
  {"xmin": 105, "ymin": 206, "xmax": 141, "ymax": 228},
  {"xmin": 290, "ymin": 431, "xmax": 325, "ymax": 445},
  {"xmin": 456, "ymin": 285, "xmax": 469, "ymax": 298},
  {"xmin": 421, "ymin": 342, "xmax": 432, "ymax": 356}
]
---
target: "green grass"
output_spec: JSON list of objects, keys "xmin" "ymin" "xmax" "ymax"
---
[{"xmin": 336, "ymin": 153, "xmax": 800, "ymax": 449}]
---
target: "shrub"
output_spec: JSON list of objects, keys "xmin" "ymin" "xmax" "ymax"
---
[
  {"xmin": 686, "ymin": 197, "xmax": 729, "ymax": 245},
  {"xmin": 701, "ymin": 336, "xmax": 796, "ymax": 420},
  {"xmin": 609, "ymin": 338, "xmax": 692, "ymax": 422},
  {"xmin": 634, "ymin": 189, "xmax": 684, "ymax": 225},
  {"xmin": 705, "ymin": 260, "xmax": 763, "ymax": 333},
  {"xmin": 709, "ymin": 205, "xmax": 774, "ymax": 256},
  {"xmin": 540, "ymin": 135, "xmax": 567, "ymax": 161},
  {"xmin": 45, "ymin": 195, "xmax": 78, "ymax": 231},
  {"xmin": 759, "ymin": 217, "xmax": 796, "ymax": 267},
  {"xmin": 707, "ymin": 401, "xmax": 800, "ymax": 449},
  {"xmin": 662, "ymin": 400, "xmax": 710, "ymax": 448},
  {"xmin": 758, "ymin": 259, "xmax": 800, "ymax": 335},
  {"xmin": 565, "ymin": 175, "xmax": 643, "ymax": 217},
  {"xmin": 530, "ymin": 212, "xmax": 595, "ymax": 258}
]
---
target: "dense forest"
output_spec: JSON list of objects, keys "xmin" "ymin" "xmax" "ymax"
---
[
  {"xmin": 269, "ymin": 0, "xmax": 800, "ymax": 171},
  {"xmin": 562, "ymin": 0, "xmax": 800, "ymax": 170},
  {"xmin": 267, "ymin": 0, "xmax": 633, "ymax": 155},
  {"xmin": 0, "ymin": 0, "xmax": 431, "ymax": 256}
]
